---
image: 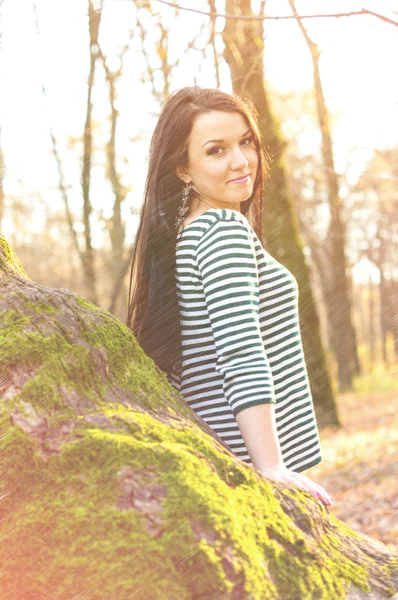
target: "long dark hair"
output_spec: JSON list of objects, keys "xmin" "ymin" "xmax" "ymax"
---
[{"xmin": 126, "ymin": 86, "xmax": 271, "ymax": 378}]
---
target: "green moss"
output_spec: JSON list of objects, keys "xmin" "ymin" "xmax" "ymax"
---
[
  {"xmin": 0, "ymin": 234, "xmax": 28, "ymax": 277},
  {"xmin": 76, "ymin": 295, "xmax": 100, "ymax": 311},
  {"xmin": 0, "ymin": 308, "xmax": 31, "ymax": 330},
  {"xmin": 0, "ymin": 310, "xmax": 105, "ymax": 411},
  {"xmin": 0, "ymin": 296, "xmax": 201, "ymax": 427},
  {"xmin": 13, "ymin": 290, "xmax": 58, "ymax": 314},
  {"xmin": 82, "ymin": 318, "xmax": 144, "ymax": 385},
  {"xmin": 81, "ymin": 316, "xmax": 199, "ymax": 419}
]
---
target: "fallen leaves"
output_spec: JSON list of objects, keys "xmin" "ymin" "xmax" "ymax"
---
[{"xmin": 307, "ymin": 390, "xmax": 398, "ymax": 554}]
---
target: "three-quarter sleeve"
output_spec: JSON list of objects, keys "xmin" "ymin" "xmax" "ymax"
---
[{"xmin": 195, "ymin": 218, "xmax": 276, "ymax": 416}]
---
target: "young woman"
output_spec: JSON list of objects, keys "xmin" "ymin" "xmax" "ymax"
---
[{"xmin": 127, "ymin": 86, "xmax": 332, "ymax": 507}]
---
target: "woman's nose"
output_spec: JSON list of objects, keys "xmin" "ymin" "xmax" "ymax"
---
[{"xmin": 230, "ymin": 146, "xmax": 249, "ymax": 170}]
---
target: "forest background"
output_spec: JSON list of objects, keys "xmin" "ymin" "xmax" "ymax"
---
[{"xmin": 0, "ymin": 0, "xmax": 397, "ymax": 553}]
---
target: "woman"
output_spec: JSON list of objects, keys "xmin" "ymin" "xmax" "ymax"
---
[{"xmin": 127, "ymin": 86, "xmax": 332, "ymax": 507}]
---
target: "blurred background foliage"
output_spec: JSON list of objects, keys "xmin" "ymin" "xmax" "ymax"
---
[{"xmin": 0, "ymin": 0, "xmax": 396, "ymax": 396}]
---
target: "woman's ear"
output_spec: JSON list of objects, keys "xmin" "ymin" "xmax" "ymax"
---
[{"xmin": 175, "ymin": 165, "xmax": 191, "ymax": 184}]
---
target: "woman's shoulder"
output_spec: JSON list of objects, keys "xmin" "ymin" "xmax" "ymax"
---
[
  {"xmin": 220, "ymin": 207, "xmax": 250, "ymax": 223},
  {"xmin": 196, "ymin": 207, "xmax": 252, "ymax": 244},
  {"xmin": 204, "ymin": 206, "xmax": 249, "ymax": 224},
  {"xmin": 190, "ymin": 209, "xmax": 258, "ymax": 264},
  {"xmin": 176, "ymin": 206, "xmax": 252, "ymax": 246},
  {"xmin": 199, "ymin": 206, "xmax": 251, "ymax": 235}
]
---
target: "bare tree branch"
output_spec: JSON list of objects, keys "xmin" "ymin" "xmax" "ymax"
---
[
  {"xmin": 207, "ymin": 0, "xmax": 220, "ymax": 89},
  {"xmin": 135, "ymin": 0, "xmax": 398, "ymax": 27},
  {"xmin": 135, "ymin": 7, "xmax": 164, "ymax": 103},
  {"xmin": 135, "ymin": 0, "xmax": 209, "ymax": 98}
]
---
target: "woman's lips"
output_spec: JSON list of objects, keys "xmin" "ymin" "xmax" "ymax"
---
[{"xmin": 229, "ymin": 174, "xmax": 250, "ymax": 183}]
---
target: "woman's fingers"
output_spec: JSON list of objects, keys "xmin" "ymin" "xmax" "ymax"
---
[
  {"xmin": 259, "ymin": 466, "xmax": 332, "ymax": 506},
  {"xmin": 297, "ymin": 475, "xmax": 332, "ymax": 503},
  {"xmin": 283, "ymin": 472, "xmax": 332, "ymax": 505},
  {"xmin": 315, "ymin": 484, "xmax": 332, "ymax": 504},
  {"xmin": 283, "ymin": 472, "xmax": 309, "ymax": 491}
]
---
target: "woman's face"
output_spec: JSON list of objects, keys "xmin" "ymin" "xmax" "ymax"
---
[{"xmin": 176, "ymin": 110, "xmax": 259, "ymax": 211}]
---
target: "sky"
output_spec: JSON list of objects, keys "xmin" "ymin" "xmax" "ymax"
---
[{"xmin": 0, "ymin": 0, "xmax": 397, "ymax": 283}]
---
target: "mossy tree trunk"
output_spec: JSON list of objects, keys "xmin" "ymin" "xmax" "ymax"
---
[
  {"xmin": 222, "ymin": 0, "xmax": 338, "ymax": 429},
  {"xmin": 0, "ymin": 235, "xmax": 397, "ymax": 600},
  {"xmin": 0, "ymin": 146, "xmax": 4, "ymax": 229}
]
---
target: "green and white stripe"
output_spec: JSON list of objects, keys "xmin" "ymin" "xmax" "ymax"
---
[{"xmin": 171, "ymin": 207, "xmax": 322, "ymax": 473}]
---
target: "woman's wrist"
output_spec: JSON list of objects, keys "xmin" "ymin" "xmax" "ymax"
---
[{"xmin": 235, "ymin": 404, "xmax": 284, "ymax": 472}]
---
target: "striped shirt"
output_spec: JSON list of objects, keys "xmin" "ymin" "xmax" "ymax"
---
[{"xmin": 170, "ymin": 207, "xmax": 322, "ymax": 473}]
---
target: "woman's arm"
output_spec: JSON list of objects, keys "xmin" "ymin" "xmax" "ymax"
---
[
  {"xmin": 235, "ymin": 403, "xmax": 284, "ymax": 471},
  {"xmin": 195, "ymin": 219, "xmax": 276, "ymax": 415}
]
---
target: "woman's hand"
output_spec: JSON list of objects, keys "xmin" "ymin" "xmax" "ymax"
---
[{"xmin": 259, "ymin": 464, "xmax": 332, "ymax": 506}]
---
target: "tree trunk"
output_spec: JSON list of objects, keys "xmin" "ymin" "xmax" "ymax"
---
[
  {"xmin": 377, "ymin": 237, "xmax": 395, "ymax": 364},
  {"xmin": 98, "ymin": 48, "xmax": 129, "ymax": 314},
  {"xmin": 298, "ymin": 220, "xmax": 335, "ymax": 357},
  {"xmin": 378, "ymin": 247, "xmax": 389, "ymax": 364},
  {"xmin": 222, "ymin": 0, "xmax": 339, "ymax": 429},
  {"xmin": 0, "ymin": 236, "xmax": 397, "ymax": 599},
  {"xmin": 287, "ymin": 0, "xmax": 361, "ymax": 391},
  {"xmin": 81, "ymin": 0, "xmax": 101, "ymax": 305},
  {"xmin": 368, "ymin": 277, "xmax": 376, "ymax": 367},
  {"xmin": 390, "ymin": 279, "xmax": 398, "ymax": 358}
]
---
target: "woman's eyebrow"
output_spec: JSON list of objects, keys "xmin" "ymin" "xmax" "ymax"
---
[{"xmin": 202, "ymin": 128, "xmax": 252, "ymax": 148}]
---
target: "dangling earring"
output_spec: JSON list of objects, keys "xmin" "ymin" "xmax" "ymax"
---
[{"xmin": 175, "ymin": 182, "xmax": 192, "ymax": 230}]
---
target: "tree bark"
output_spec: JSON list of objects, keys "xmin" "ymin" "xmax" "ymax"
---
[
  {"xmin": 222, "ymin": 0, "xmax": 339, "ymax": 429},
  {"xmin": 0, "ymin": 236, "xmax": 397, "ymax": 599}
]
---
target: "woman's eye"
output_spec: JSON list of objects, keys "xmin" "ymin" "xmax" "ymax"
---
[
  {"xmin": 209, "ymin": 147, "xmax": 223, "ymax": 155},
  {"xmin": 208, "ymin": 136, "xmax": 254, "ymax": 156}
]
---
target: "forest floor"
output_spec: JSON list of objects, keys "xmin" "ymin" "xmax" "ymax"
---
[{"xmin": 309, "ymin": 389, "xmax": 397, "ymax": 555}]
